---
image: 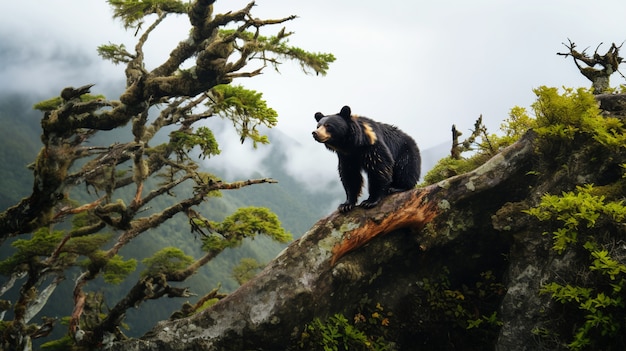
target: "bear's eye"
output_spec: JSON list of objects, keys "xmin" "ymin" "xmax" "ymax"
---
[{"xmin": 324, "ymin": 124, "xmax": 332, "ymax": 131}]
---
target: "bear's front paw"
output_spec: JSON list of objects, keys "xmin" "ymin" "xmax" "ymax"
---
[
  {"xmin": 359, "ymin": 199, "xmax": 380, "ymax": 209},
  {"xmin": 338, "ymin": 202, "xmax": 355, "ymax": 213}
]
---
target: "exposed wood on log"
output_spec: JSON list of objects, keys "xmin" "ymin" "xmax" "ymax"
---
[{"xmin": 330, "ymin": 191, "xmax": 437, "ymax": 265}]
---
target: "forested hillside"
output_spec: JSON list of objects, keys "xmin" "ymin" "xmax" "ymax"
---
[
  {"xmin": 0, "ymin": 91, "xmax": 335, "ymax": 337},
  {"xmin": 0, "ymin": 94, "xmax": 42, "ymax": 209}
]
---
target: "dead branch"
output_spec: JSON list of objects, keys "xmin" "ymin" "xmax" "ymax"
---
[{"xmin": 557, "ymin": 39, "xmax": 624, "ymax": 93}]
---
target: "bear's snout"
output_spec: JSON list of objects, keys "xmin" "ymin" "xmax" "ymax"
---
[{"xmin": 312, "ymin": 129, "xmax": 329, "ymax": 143}]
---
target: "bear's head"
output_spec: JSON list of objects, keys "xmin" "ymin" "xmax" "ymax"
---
[{"xmin": 312, "ymin": 106, "xmax": 352, "ymax": 149}]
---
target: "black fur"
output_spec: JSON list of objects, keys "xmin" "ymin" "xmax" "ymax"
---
[{"xmin": 312, "ymin": 106, "xmax": 421, "ymax": 212}]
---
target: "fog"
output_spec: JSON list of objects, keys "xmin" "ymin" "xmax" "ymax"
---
[{"xmin": 2, "ymin": 0, "xmax": 626, "ymax": 191}]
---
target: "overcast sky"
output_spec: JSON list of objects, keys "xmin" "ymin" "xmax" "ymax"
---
[{"xmin": 2, "ymin": 1, "xmax": 626, "ymax": 189}]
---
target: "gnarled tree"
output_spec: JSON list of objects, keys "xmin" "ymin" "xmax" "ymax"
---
[{"xmin": 557, "ymin": 39, "xmax": 624, "ymax": 94}]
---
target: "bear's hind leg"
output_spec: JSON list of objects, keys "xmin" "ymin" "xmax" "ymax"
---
[
  {"xmin": 360, "ymin": 165, "xmax": 392, "ymax": 209},
  {"xmin": 389, "ymin": 146, "xmax": 421, "ymax": 193}
]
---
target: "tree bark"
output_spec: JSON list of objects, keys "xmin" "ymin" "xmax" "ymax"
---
[{"xmin": 106, "ymin": 131, "xmax": 537, "ymax": 351}]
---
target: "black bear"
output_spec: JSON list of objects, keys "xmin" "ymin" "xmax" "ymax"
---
[{"xmin": 312, "ymin": 105, "xmax": 421, "ymax": 213}]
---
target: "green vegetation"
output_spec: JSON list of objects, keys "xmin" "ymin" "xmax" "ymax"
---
[
  {"xmin": 423, "ymin": 105, "xmax": 535, "ymax": 185},
  {"xmin": 423, "ymin": 86, "xmax": 625, "ymax": 186},
  {"xmin": 407, "ymin": 268, "xmax": 504, "ymax": 349},
  {"xmin": 231, "ymin": 258, "xmax": 264, "ymax": 285},
  {"xmin": 525, "ymin": 184, "xmax": 626, "ymax": 254},
  {"xmin": 522, "ymin": 86, "xmax": 626, "ymax": 350},
  {"xmin": 298, "ymin": 303, "xmax": 393, "ymax": 351},
  {"xmin": 211, "ymin": 84, "xmax": 279, "ymax": 147},
  {"xmin": 533, "ymin": 87, "xmax": 626, "ymax": 149},
  {"xmin": 419, "ymin": 85, "xmax": 626, "ymax": 350},
  {"xmin": 205, "ymin": 207, "xmax": 292, "ymax": 249},
  {"xmin": 141, "ymin": 248, "xmax": 194, "ymax": 277},
  {"xmin": 526, "ymin": 185, "xmax": 626, "ymax": 350}
]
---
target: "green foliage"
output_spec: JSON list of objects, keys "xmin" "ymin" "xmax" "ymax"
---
[
  {"xmin": 107, "ymin": 0, "xmax": 187, "ymax": 29},
  {"xmin": 303, "ymin": 314, "xmax": 371, "ymax": 351},
  {"xmin": 539, "ymin": 251, "xmax": 626, "ymax": 350},
  {"xmin": 588, "ymin": 246, "xmax": 626, "ymax": 280},
  {"xmin": 0, "ymin": 228, "xmax": 63, "ymax": 274},
  {"xmin": 299, "ymin": 306, "xmax": 392, "ymax": 351},
  {"xmin": 496, "ymin": 106, "xmax": 536, "ymax": 147},
  {"xmin": 65, "ymin": 233, "xmax": 114, "ymax": 256},
  {"xmin": 219, "ymin": 29, "xmax": 336, "ymax": 76},
  {"xmin": 231, "ymin": 257, "xmax": 264, "ymax": 285},
  {"xmin": 202, "ymin": 207, "xmax": 292, "ymax": 251},
  {"xmin": 141, "ymin": 247, "xmax": 194, "ymax": 277},
  {"xmin": 281, "ymin": 46, "xmax": 336, "ymax": 76},
  {"xmin": 40, "ymin": 335, "xmax": 74, "ymax": 350},
  {"xmin": 170, "ymin": 126, "xmax": 220, "ymax": 159},
  {"xmin": 527, "ymin": 185, "xmax": 626, "ymax": 350},
  {"xmin": 533, "ymin": 86, "xmax": 626, "ymax": 149},
  {"xmin": 103, "ymin": 254, "xmax": 137, "ymax": 284},
  {"xmin": 97, "ymin": 42, "xmax": 133, "ymax": 65},
  {"xmin": 533, "ymin": 86, "xmax": 598, "ymax": 138},
  {"xmin": 524, "ymin": 184, "xmax": 626, "ymax": 254},
  {"xmin": 219, "ymin": 207, "xmax": 292, "ymax": 242},
  {"xmin": 211, "ymin": 84, "xmax": 278, "ymax": 147}
]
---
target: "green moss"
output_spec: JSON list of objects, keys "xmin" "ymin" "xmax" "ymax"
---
[
  {"xmin": 422, "ymin": 156, "xmax": 477, "ymax": 185},
  {"xmin": 588, "ymin": 178, "xmax": 626, "ymax": 201}
]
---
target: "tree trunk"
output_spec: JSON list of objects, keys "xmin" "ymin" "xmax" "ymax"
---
[{"xmin": 106, "ymin": 130, "xmax": 541, "ymax": 350}]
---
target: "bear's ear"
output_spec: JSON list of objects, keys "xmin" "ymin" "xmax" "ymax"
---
[
  {"xmin": 339, "ymin": 106, "xmax": 351, "ymax": 119},
  {"xmin": 314, "ymin": 112, "xmax": 324, "ymax": 122}
]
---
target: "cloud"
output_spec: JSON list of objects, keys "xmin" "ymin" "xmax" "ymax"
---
[
  {"xmin": 0, "ymin": 42, "xmax": 94, "ymax": 95},
  {"xmin": 276, "ymin": 132, "xmax": 343, "ymax": 194},
  {"xmin": 201, "ymin": 119, "xmax": 274, "ymax": 181},
  {"xmin": 203, "ymin": 118, "xmax": 342, "ymax": 195}
]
